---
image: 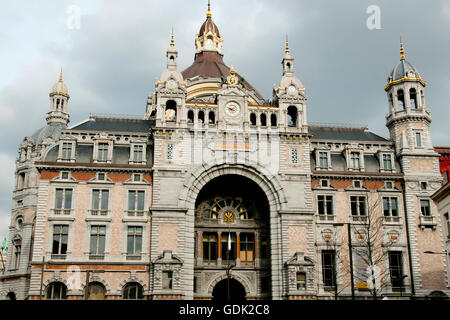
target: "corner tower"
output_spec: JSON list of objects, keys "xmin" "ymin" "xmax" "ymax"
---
[
  {"xmin": 385, "ymin": 40, "xmax": 447, "ymax": 296},
  {"xmin": 47, "ymin": 70, "xmax": 70, "ymax": 126}
]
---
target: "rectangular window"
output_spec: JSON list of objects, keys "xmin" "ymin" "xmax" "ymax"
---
[
  {"xmin": 62, "ymin": 142, "xmax": 72, "ymax": 160},
  {"xmin": 89, "ymin": 226, "xmax": 106, "ymax": 258},
  {"xmin": 202, "ymin": 233, "xmax": 218, "ymax": 262},
  {"xmin": 166, "ymin": 143, "xmax": 175, "ymax": 160},
  {"xmin": 318, "ymin": 195, "xmax": 333, "ymax": 215},
  {"xmin": 350, "ymin": 152, "xmax": 360, "ymax": 169},
  {"xmin": 420, "ymin": 199, "xmax": 431, "ymax": 216},
  {"xmin": 319, "ymin": 152, "xmax": 328, "ymax": 169},
  {"xmin": 14, "ymin": 245, "xmax": 21, "ymax": 269},
  {"xmin": 91, "ymin": 189, "xmax": 109, "ymax": 215},
  {"xmin": 97, "ymin": 142, "xmax": 109, "ymax": 161},
  {"xmin": 239, "ymin": 233, "xmax": 255, "ymax": 264},
  {"xmin": 389, "ymin": 251, "xmax": 404, "ymax": 290},
  {"xmin": 445, "ymin": 213, "xmax": 450, "ymax": 237},
  {"xmin": 322, "ymin": 250, "xmax": 336, "ymax": 287},
  {"xmin": 415, "ymin": 132, "xmax": 422, "ymax": 147},
  {"xmin": 221, "ymin": 232, "xmax": 236, "ymax": 262},
  {"xmin": 54, "ymin": 188, "xmax": 72, "ymax": 215},
  {"xmin": 383, "ymin": 154, "xmax": 392, "ymax": 170},
  {"xmin": 350, "ymin": 196, "xmax": 366, "ymax": 216},
  {"xmin": 383, "ymin": 197, "xmax": 398, "ymax": 217},
  {"xmin": 162, "ymin": 271, "xmax": 173, "ymax": 290},
  {"xmin": 128, "ymin": 190, "xmax": 145, "ymax": 216},
  {"xmin": 127, "ymin": 226, "xmax": 143, "ymax": 256},
  {"xmin": 133, "ymin": 145, "xmax": 144, "ymax": 162},
  {"xmin": 52, "ymin": 225, "xmax": 68, "ymax": 255},
  {"xmin": 297, "ymin": 272, "xmax": 306, "ymax": 291},
  {"xmin": 290, "ymin": 148, "xmax": 300, "ymax": 165}
]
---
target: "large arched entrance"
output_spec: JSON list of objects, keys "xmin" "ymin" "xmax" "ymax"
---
[
  {"xmin": 212, "ymin": 278, "xmax": 246, "ymax": 301},
  {"xmin": 193, "ymin": 174, "xmax": 272, "ymax": 299}
]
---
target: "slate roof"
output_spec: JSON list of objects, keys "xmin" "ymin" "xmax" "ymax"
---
[
  {"xmin": 309, "ymin": 126, "xmax": 389, "ymax": 142},
  {"xmin": 70, "ymin": 117, "xmax": 155, "ymax": 133}
]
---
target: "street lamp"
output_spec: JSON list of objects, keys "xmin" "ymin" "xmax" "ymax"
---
[{"xmin": 332, "ymin": 222, "xmax": 355, "ymax": 300}]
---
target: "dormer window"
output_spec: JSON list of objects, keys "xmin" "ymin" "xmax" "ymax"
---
[
  {"xmin": 383, "ymin": 154, "xmax": 392, "ymax": 170},
  {"xmin": 58, "ymin": 141, "xmax": 75, "ymax": 162},
  {"xmin": 94, "ymin": 140, "xmax": 112, "ymax": 163},
  {"xmin": 350, "ymin": 152, "xmax": 360, "ymax": 169}
]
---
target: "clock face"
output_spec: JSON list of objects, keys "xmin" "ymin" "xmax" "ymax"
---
[
  {"xmin": 225, "ymin": 102, "xmax": 240, "ymax": 117},
  {"xmin": 287, "ymin": 85, "xmax": 297, "ymax": 96}
]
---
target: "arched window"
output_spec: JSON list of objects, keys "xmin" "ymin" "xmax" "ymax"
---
[
  {"xmin": 169, "ymin": 55, "xmax": 175, "ymax": 65},
  {"xmin": 87, "ymin": 282, "xmax": 106, "ymax": 300},
  {"xmin": 122, "ymin": 282, "xmax": 143, "ymax": 300},
  {"xmin": 46, "ymin": 282, "xmax": 67, "ymax": 300},
  {"xmin": 287, "ymin": 106, "xmax": 297, "ymax": 127},
  {"xmin": 15, "ymin": 217, "xmax": 23, "ymax": 231},
  {"xmin": 209, "ymin": 111, "xmax": 215, "ymax": 124},
  {"xmin": 410, "ymin": 88, "xmax": 417, "ymax": 108},
  {"xmin": 271, "ymin": 114, "xmax": 277, "ymax": 127},
  {"xmin": 250, "ymin": 113, "xmax": 256, "ymax": 126},
  {"xmin": 198, "ymin": 110, "xmax": 205, "ymax": 124},
  {"xmin": 286, "ymin": 62, "xmax": 292, "ymax": 72},
  {"xmin": 397, "ymin": 89, "xmax": 405, "ymax": 109},
  {"xmin": 56, "ymin": 99, "xmax": 60, "ymax": 110},
  {"xmin": 187, "ymin": 110, "xmax": 194, "ymax": 123},
  {"xmin": 260, "ymin": 114, "xmax": 267, "ymax": 127},
  {"xmin": 165, "ymin": 100, "xmax": 177, "ymax": 122}
]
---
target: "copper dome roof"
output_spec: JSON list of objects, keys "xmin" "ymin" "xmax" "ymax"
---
[{"xmin": 198, "ymin": 16, "xmax": 221, "ymax": 38}]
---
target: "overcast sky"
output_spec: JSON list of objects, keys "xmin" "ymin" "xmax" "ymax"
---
[{"xmin": 0, "ymin": 0, "xmax": 449, "ymax": 240}]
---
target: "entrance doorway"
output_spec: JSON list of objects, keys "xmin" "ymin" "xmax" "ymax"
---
[{"xmin": 212, "ymin": 278, "xmax": 246, "ymax": 301}]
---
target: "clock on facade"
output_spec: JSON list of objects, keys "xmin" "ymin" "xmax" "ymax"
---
[{"xmin": 225, "ymin": 102, "xmax": 240, "ymax": 117}]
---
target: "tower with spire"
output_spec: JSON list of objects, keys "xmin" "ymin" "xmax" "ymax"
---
[
  {"xmin": 195, "ymin": 1, "xmax": 223, "ymax": 54},
  {"xmin": 385, "ymin": 39, "xmax": 445, "ymax": 295},
  {"xmin": 47, "ymin": 70, "xmax": 70, "ymax": 126}
]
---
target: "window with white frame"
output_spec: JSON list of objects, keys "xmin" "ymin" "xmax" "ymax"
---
[
  {"xmin": 383, "ymin": 197, "xmax": 399, "ymax": 219},
  {"xmin": 317, "ymin": 195, "xmax": 333, "ymax": 215},
  {"xmin": 350, "ymin": 152, "xmax": 361, "ymax": 169},
  {"xmin": 89, "ymin": 225, "xmax": 106, "ymax": 259},
  {"xmin": 60, "ymin": 171, "xmax": 70, "ymax": 180},
  {"xmin": 382, "ymin": 154, "xmax": 393, "ymax": 170},
  {"xmin": 97, "ymin": 142, "xmax": 109, "ymax": 162},
  {"xmin": 133, "ymin": 174, "xmax": 142, "ymax": 182},
  {"xmin": 128, "ymin": 190, "xmax": 145, "ymax": 216},
  {"xmin": 420, "ymin": 199, "xmax": 431, "ymax": 216},
  {"xmin": 350, "ymin": 196, "xmax": 366, "ymax": 216},
  {"xmin": 127, "ymin": 226, "xmax": 143, "ymax": 258},
  {"xmin": 54, "ymin": 188, "xmax": 73, "ymax": 215},
  {"xmin": 61, "ymin": 142, "xmax": 73, "ymax": 160},
  {"xmin": 318, "ymin": 151, "xmax": 329, "ymax": 169},
  {"xmin": 91, "ymin": 189, "xmax": 109, "ymax": 215},
  {"xmin": 132, "ymin": 144, "xmax": 145, "ymax": 163},
  {"xmin": 415, "ymin": 131, "xmax": 423, "ymax": 148},
  {"xmin": 52, "ymin": 225, "xmax": 68, "ymax": 256}
]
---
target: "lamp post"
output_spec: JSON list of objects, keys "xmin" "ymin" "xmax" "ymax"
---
[{"xmin": 333, "ymin": 222, "xmax": 355, "ymax": 300}]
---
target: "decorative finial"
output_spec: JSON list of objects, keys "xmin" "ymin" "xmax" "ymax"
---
[
  {"xmin": 207, "ymin": 0, "xmax": 212, "ymax": 18},
  {"xmin": 59, "ymin": 67, "xmax": 63, "ymax": 82},
  {"xmin": 400, "ymin": 37, "xmax": 405, "ymax": 61},
  {"xmin": 230, "ymin": 65, "xmax": 236, "ymax": 75},
  {"xmin": 170, "ymin": 28, "xmax": 175, "ymax": 47},
  {"xmin": 285, "ymin": 35, "xmax": 290, "ymax": 54}
]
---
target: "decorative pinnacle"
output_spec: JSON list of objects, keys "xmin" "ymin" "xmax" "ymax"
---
[
  {"xmin": 59, "ymin": 67, "xmax": 63, "ymax": 82},
  {"xmin": 285, "ymin": 35, "xmax": 290, "ymax": 54},
  {"xmin": 230, "ymin": 65, "xmax": 236, "ymax": 75},
  {"xmin": 400, "ymin": 37, "xmax": 405, "ymax": 61},
  {"xmin": 170, "ymin": 28, "xmax": 175, "ymax": 47},
  {"xmin": 207, "ymin": 0, "xmax": 212, "ymax": 18}
]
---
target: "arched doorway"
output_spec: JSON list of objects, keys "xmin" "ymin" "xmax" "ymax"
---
[
  {"xmin": 212, "ymin": 278, "xmax": 246, "ymax": 301},
  {"xmin": 194, "ymin": 174, "xmax": 271, "ymax": 299}
]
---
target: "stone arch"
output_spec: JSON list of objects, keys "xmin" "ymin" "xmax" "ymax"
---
[
  {"xmin": 43, "ymin": 276, "xmax": 69, "ymax": 289},
  {"xmin": 207, "ymin": 273, "xmax": 253, "ymax": 297},
  {"xmin": 180, "ymin": 162, "xmax": 286, "ymax": 213},
  {"xmin": 118, "ymin": 277, "xmax": 147, "ymax": 293},
  {"xmin": 80, "ymin": 275, "xmax": 111, "ymax": 293}
]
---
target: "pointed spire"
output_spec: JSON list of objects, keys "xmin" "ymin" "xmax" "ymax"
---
[
  {"xmin": 400, "ymin": 37, "xmax": 405, "ymax": 61},
  {"xmin": 59, "ymin": 67, "xmax": 63, "ymax": 82},
  {"xmin": 285, "ymin": 34, "xmax": 290, "ymax": 54},
  {"xmin": 230, "ymin": 65, "xmax": 236, "ymax": 75},
  {"xmin": 170, "ymin": 28, "xmax": 175, "ymax": 47},
  {"xmin": 206, "ymin": 0, "xmax": 212, "ymax": 18}
]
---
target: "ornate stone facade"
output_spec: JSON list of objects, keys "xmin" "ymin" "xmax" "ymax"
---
[{"xmin": 0, "ymin": 5, "xmax": 448, "ymax": 300}]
